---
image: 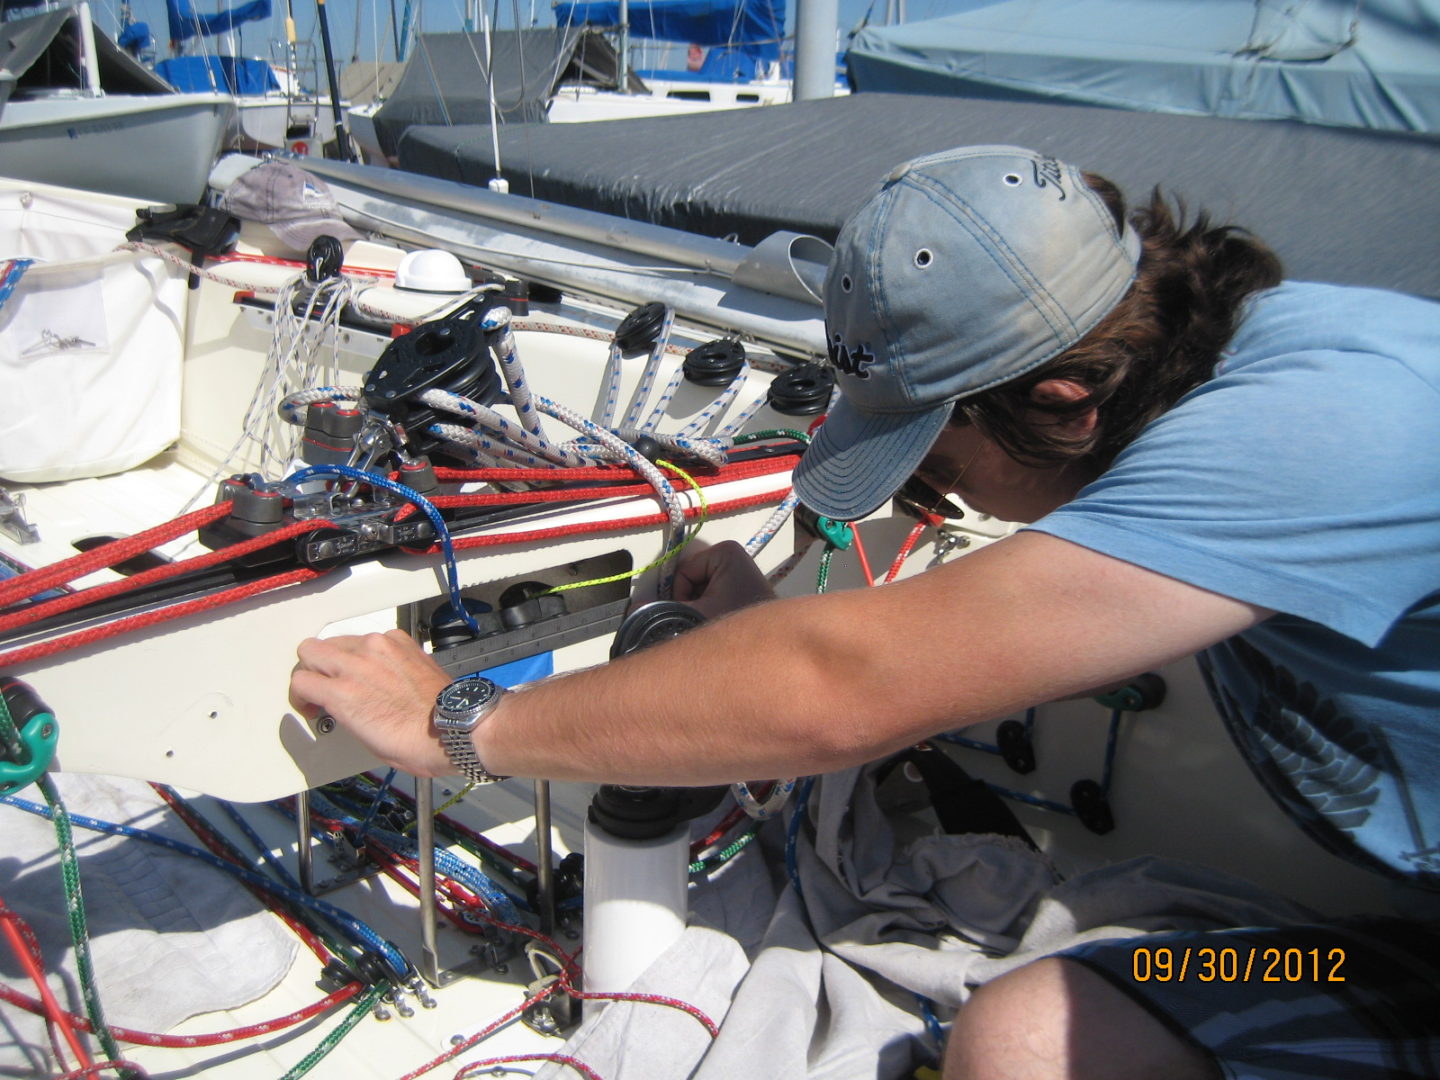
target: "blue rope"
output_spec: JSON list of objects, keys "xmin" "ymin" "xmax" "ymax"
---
[
  {"xmin": 353, "ymin": 767, "xmax": 397, "ymax": 845},
  {"xmin": 320, "ymin": 781, "xmax": 579, "ymax": 912},
  {"xmin": 285, "ymin": 464, "xmax": 480, "ymax": 634},
  {"xmin": 0, "ymin": 258, "xmax": 34, "ymax": 313},
  {"xmin": 915, "ymin": 992, "xmax": 947, "ymax": 1055},
  {"xmin": 304, "ymin": 790, "xmax": 523, "ymax": 925},
  {"xmin": 218, "ymin": 799, "xmax": 302, "ymax": 890},
  {"xmin": 1, "ymin": 793, "xmax": 411, "ymax": 981}
]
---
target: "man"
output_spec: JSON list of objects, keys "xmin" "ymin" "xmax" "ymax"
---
[{"xmin": 292, "ymin": 146, "xmax": 1440, "ymax": 1078}]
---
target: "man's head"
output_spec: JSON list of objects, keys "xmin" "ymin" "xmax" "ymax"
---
[{"xmin": 791, "ymin": 145, "xmax": 1141, "ymax": 523}]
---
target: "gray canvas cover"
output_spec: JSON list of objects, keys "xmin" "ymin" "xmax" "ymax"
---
[
  {"xmin": 846, "ymin": 0, "xmax": 1440, "ymax": 136},
  {"xmin": 396, "ymin": 91, "xmax": 1440, "ymax": 300},
  {"xmin": 1, "ymin": 7, "xmax": 173, "ymax": 99},
  {"xmin": 370, "ymin": 27, "xmax": 641, "ymax": 161}
]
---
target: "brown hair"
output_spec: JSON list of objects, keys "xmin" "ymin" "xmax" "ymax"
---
[{"xmin": 953, "ymin": 172, "xmax": 1284, "ymax": 470}]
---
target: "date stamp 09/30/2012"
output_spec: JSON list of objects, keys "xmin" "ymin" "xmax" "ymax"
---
[{"xmin": 1130, "ymin": 945, "xmax": 1347, "ymax": 984}]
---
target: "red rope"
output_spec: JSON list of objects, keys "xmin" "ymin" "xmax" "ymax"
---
[
  {"xmin": 557, "ymin": 974, "xmax": 720, "ymax": 1039},
  {"xmin": 691, "ymin": 804, "xmax": 748, "ymax": 856},
  {"xmin": 1, "ymin": 901, "xmax": 91, "ymax": 1069},
  {"xmin": 0, "ymin": 567, "xmax": 324, "ymax": 668},
  {"xmin": 0, "ymin": 502, "xmax": 233, "ymax": 610},
  {"xmin": 430, "ymin": 449, "xmax": 801, "ymax": 487},
  {"xmin": 456, "ymin": 1054, "xmax": 604, "ymax": 1080},
  {"xmin": 212, "ymin": 252, "xmax": 399, "ymax": 279},
  {"xmin": 0, "ymin": 981, "xmax": 363, "ymax": 1049},
  {"xmin": 849, "ymin": 522, "xmax": 876, "ymax": 587},
  {"xmin": 362, "ymin": 773, "xmax": 538, "ymax": 875},
  {"xmin": 394, "ymin": 982, "xmax": 561, "ymax": 1080},
  {"xmin": 149, "ymin": 785, "xmax": 335, "ymax": 966},
  {"xmin": 883, "ymin": 517, "xmax": 939, "ymax": 585},
  {"xmin": 0, "ymin": 519, "xmax": 325, "ymax": 636},
  {"xmin": 0, "ymin": 472, "xmax": 789, "ymax": 667},
  {"xmin": 56, "ymin": 1059, "xmax": 149, "ymax": 1079},
  {"xmin": 405, "ymin": 454, "xmax": 800, "ymax": 518},
  {"xmin": 446, "ymin": 488, "xmax": 789, "ymax": 554}
]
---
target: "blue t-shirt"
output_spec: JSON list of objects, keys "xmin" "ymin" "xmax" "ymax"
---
[{"xmin": 1030, "ymin": 281, "xmax": 1440, "ymax": 890}]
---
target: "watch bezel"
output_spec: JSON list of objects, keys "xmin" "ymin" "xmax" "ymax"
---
[{"xmin": 433, "ymin": 675, "xmax": 502, "ymax": 732}]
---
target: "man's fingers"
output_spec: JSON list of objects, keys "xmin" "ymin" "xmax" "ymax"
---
[
  {"xmin": 289, "ymin": 668, "xmax": 336, "ymax": 717},
  {"xmin": 296, "ymin": 632, "xmax": 408, "ymax": 675}
]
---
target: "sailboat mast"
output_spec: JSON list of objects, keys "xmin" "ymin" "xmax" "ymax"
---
[
  {"xmin": 315, "ymin": 0, "xmax": 356, "ymax": 160},
  {"xmin": 617, "ymin": 0, "xmax": 630, "ymax": 88},
  {"xmin": 792, "ymin": 0, "xmax": 837, "ymax": 100},
  {"xmin": 75, "ymin": 2, "xmax": 103, "ymax": 94},
  {"xmin": 284, "ymin": 0, "xmax": 300, "ymax": 89}
]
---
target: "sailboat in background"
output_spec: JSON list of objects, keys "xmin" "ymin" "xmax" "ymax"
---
[
  {"xmin": 0, "ymin": 1, "xmax": 235, "ymax": 204},
  {"xmin": 346, "ymin": 0, "xmax": 832, "ymax": 167},
  {"xmin": 138, "ymin": 0, "xmax": 342, "ymax": 154},
  {"xmin": 546, "ymin": 0, "xmax": 800, "ymax": 121}
]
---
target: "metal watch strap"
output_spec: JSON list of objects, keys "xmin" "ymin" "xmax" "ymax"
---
[{"xmin": 438, "ymin": 727, "xmax": 506, "ymax": 785}]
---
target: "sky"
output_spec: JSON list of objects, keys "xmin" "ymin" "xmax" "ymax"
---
[{"xmin": 96, "ymin": 0, "xmax": 969, "ymax": 69}]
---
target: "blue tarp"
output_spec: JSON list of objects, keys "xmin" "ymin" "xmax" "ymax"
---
[
  {"xmin": 553, "ymin": 0, "xmax": 785, "ymax": 62},
  {"xmin": 117, "ymin": 21, "xmax": 152, "ymax": 56},
  {"xmin": 155, "ymin": 55, "xmax": 279, "ymax": 94},
  {"xmin": 165, "ymin": 0, "xmax": 271, "ymax": 45},
  {"xmin": 845, "ymin": 0, "xmax": 1440, "ymax": 135}
]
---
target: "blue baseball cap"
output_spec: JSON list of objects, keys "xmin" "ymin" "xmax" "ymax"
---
[{"xmin": 792, "ymin": 145, "xmax": 1142, "ymax": 522}]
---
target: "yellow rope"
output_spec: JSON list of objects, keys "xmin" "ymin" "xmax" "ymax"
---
[{"xmin": 545, "ymin": 460, "xmax": 709, "ymax": 595}]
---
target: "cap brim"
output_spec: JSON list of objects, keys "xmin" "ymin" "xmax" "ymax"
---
[
  {"xmin": 270, "ymin": 216, "xmax": 361, "ymax": 252},
  {"xmin": 792, "ymin": 396, "xmax": 952, "ymax": 522}
]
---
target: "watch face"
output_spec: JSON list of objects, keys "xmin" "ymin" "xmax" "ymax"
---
[{"xmin": 438, "ymin": 677, "xmax": 498, "ymax": 712}]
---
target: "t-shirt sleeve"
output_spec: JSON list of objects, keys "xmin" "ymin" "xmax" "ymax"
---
[{"xmin": 1028, "ymin": 347, "xmax": 1440, "ymax": 648}]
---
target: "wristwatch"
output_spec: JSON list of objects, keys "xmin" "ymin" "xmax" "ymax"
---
[{"xmin": 432, "ymin": 675, "xmax": 508, "ymax": 784}]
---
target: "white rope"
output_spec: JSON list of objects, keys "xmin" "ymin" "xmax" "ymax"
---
[
  {"xmin": 731, "ymin": 778, "xmax": 797, "ymax": 820},
  {"xmin": 178, "ymin": 272, "xmax": 356, "ymax": 513},
  {"xmin": 419, "ymin": 389, "xmax": 594, "ymax": 468},
  {"xmin": 536, "ymin": 395, "xmax": 690, "ymax": 598},
  {"xmin": 620, "ymin": 306, "xmax": 676, "ymax": 430},
  {"xmin": 745, "ymin": 493, "xmax": 800, "ymax": 559}
]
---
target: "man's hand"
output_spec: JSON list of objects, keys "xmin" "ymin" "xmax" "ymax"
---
[
  {"xmin": 290, "ymin": 629, "xmax": 453, "ymax": 776},
  {"xmin": 673, "ymin": 540, "xmax": 776, "ymax": 620}
]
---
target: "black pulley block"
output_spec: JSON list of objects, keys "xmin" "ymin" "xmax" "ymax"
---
[
  {"xmin": 767, "ymin": 362, "xmax": 835, "ymax": 415},
  {"xmin": 612, "ymin": 302, "xmax": 668, "ymax": 353},
  {"xmin": 1, "ymin": 676, "xmax": 49, "ymax": 730},
  {"xmin": 1070, "ymin": 779, "xmax": 1115, "ymax": 834},
  {"xmin": 429, "ymin": 598, "xmax": 501, "ymax": 650},
  {"xmin": 683, "ymin": 338, "xmax": 746, "ymax": 386},
  {"xmin": 1093, "ymin": 673, "xmax": 1167, "ymax": 712},
  {"xmin": 361, "ymin": 295, "xmax": 504, "ymax": 458},
  {"xmin": 306, "ymin": 234, "xmax": 345, "ymax": 283},
  {"xmin": 498, "ymin": 581, "xmax": 566, "ymax": 631},
  {"xmin": 996, "ymin": 719, "xmax": 1037, "ymax": 774},
  {"xmin": 589, "ymin": 783, "xmax": 727, "ymax": 840},
  {"xmin": 591, "ymin": 602, "xmax": 725, "ymax": 839}
]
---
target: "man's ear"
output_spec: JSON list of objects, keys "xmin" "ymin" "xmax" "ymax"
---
[{"xmin": 1029, "ymin": 378, "xmax": 1099, "ymax": 437}]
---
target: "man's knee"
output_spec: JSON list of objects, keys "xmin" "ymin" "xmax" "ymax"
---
[{"xmin": 942, "ymin": 956, "xmax": 1219, "ymax": 1080}]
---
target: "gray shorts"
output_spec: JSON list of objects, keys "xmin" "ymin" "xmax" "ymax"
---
[{"xmin": 1059, "ymin": 918, "xmax": 1440, "ymax": 1079}]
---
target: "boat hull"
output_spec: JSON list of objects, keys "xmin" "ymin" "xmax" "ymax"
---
[{"xmin": 0, "ymin": 93, "xmax": 237, "ymax": 205}]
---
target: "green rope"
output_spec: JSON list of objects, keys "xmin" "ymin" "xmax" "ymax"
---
[
  {"xmin": 689, "ymin": 824, "xmax": 761, "ymax": 875},
  {"xmin": 0, "ymin": 694, "xmax": 23, "ymax": 765},
  {"xmin": 816, "ymin": 544, "xmax": 835, "ymax": 593},
  {"xmin": 732, "ymin": 429, "xmax": 811, "ymax": 445},
  {"xmin": 278, "ymin": 983, "xmax": 387, "ymax": 1079},
  {"xmin": 0, "ymin": 693, "xmax": 129, "ymax": 1075}
]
